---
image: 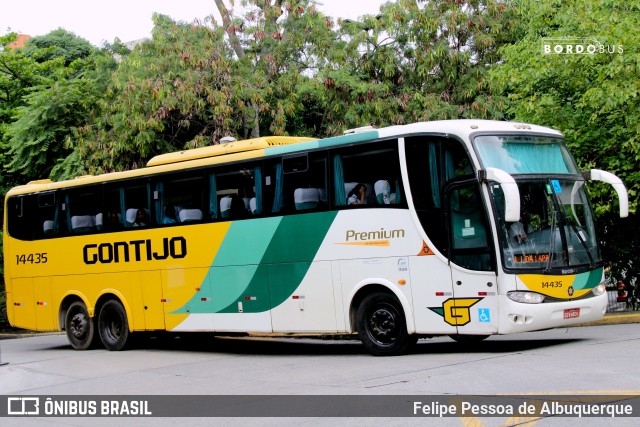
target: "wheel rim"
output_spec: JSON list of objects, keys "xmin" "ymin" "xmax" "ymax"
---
[
  {"xmin": 366, "ymin": 303, "xmax": 400, "ymax": 346},
  {"xmin": 102, "ymin": 308, "xmax": 123, "ymax": 342},
  {"xmin": 70, "ymin": 311, "xmax": 88, "ymax": 339}
]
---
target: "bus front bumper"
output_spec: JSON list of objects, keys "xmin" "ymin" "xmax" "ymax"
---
[{"xmin": 497, "ymin": 292, "xmax": 608, "ymax": 334}]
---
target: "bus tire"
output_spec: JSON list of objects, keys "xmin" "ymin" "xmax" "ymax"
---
[
  {"xmin": 356, "ymin": 292, "xmax": 417, "ymax": 356},
  {"xmin": 98, "ymin": 299, "xmax": 130, "ymax": 351},
  {"xmin": 65, "ymin": 301, "xmax": 97, "ymax": 350}
]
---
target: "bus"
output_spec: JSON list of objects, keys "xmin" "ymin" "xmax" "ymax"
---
[{"xmin": 3, "ymin": 120, "xmax": 628, "ymax": 356}]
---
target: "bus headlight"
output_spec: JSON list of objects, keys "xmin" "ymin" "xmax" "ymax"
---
[
  {"xmin": 592, "ymin": 284, "xmax": 606, "ymax": 296},
  {"xmin": 507, "ymin": 291, "xmax": 545, "ymax": 304}
]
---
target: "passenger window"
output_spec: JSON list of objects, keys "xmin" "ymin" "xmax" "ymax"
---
[
  {"xmin": 101, "ymin": 187, "xmax": 123, "ymax": 231},
  {"xmin": 214, "ymin": 166, "xmax": 255, "ymax": 219},
  {"xmin": 38, "ymin": 192, "xmax": 58, "ymax": 237},
  {"xmin": 66, "ymin": 187, "xmax": 101, "ymax": 234},
  {"xmin": 155, "ymin": 174, "xmax": 205, "ymax": 225},
  {"xmin": 334, "ymin": 140, "xmax": 402, "ymax": 207},
  {"xmin": 270, "ymin": 153, "xmax": 327, "ymax": 214},
  {"xmin": 124, "ymin": 183, "xmax": 151, "ymax": 227}
]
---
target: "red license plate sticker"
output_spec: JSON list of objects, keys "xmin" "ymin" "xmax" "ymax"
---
[{"xmin": 564, "ymin": 308, "xmax": 580, "ymax": 319}]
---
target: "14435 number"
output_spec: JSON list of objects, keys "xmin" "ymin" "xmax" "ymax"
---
[{"xmin": 16, "ymin": 253, "xmax": 48, "ymax": 265}]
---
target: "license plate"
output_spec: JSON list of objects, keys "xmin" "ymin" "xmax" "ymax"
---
[{"xmin": 564, "ymin": 308, "xmax": 580, "ymax": 319}]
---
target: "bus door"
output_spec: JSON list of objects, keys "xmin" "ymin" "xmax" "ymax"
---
[{"xmin": 445, "ymin": 180, "xmax": 499, "ymax": 335}]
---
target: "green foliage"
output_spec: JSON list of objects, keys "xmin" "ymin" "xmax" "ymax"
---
[
  {"xmin": 76, "ymin": 3, "xmax": 337, "ymax": 173},
  {"xmin": 491, "ymin": 0, "xmax": 640, "ymax": 281},
  {"xmin": 315, "ymin": 0, "xmax": 519, "ymax": 134},
  {"xmin": 1, "ymin": 30, "xmax": 116, "ymax": 182},
  {"xmin": 21, "ymin": 28, "xmax": 94, "ymax": 65},
  {"xmin": 5, "ymin": 78, "xmax": 101, "ymax": 179}
]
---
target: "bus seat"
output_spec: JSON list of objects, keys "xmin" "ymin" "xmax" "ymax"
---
[
  {"xmin": 344, "ymin": 182, "xmax": 358, "ymax": 196},
  {"xmin": 95, "ymin": 213, "xmax": 103, "ymax": 231},
  {"xmin": 43, "ymin": 220, "xmax": 54, "ymax": 235},
  {"xmin": 375, "ymin": 180, "xmax": 391, "ymax": 204},
  {"xmin": 220, "ymin": 196, "xmax": 232, "ymax": 218},
  {"xmin": 178, "ymin": 208, "xmax": 203, "ymax": 222},
  {"xmin": 242, "ymin": 197, "xmax": 250, "ymax": 211},
  {"xmin": 71, "ymin": 215, "xmax": 96, "ymax": 233},
  {"xmin": 125, "ymin": 208, "xmax": 138, "ymax": 226},
  {"xmin": 294, "ymin": 188, "xmax": 320, "ymax": 210},
  {"xmin": 317, "ymin": 188, "xmax": 327, "ymax": 203},
  {"xmin": 249, "ymin": 198, "xmax": 257, "ymax": 214}
]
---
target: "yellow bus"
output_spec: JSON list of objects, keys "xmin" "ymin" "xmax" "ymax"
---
[{"xmin": 3, "ymin": 120, "xmax": 628, "ymax": 355}]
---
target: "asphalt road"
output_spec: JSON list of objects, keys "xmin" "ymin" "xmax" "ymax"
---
[{"xmin": 1, "ymin": 319, "xmax": 639, "ymax": 426}]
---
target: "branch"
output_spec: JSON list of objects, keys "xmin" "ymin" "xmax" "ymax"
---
[{"xmin": 214, "ymin": 0, "xmax": 245, "ymax": 59}]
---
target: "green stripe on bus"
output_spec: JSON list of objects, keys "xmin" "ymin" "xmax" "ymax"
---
[
  {"xmin": 264, "ymin": 131, "xmax": 379, "ymax": 156},
  {"xmin": 175, "ymin": 211, "xmax": 338, "ymax": 314},
  {"xmin": 572, "ymin": 267, "xmax": 603, "ymax": 290},
  {"xmin": 218, "ymin": 211, "xmax": 338, "ymax": 313}
]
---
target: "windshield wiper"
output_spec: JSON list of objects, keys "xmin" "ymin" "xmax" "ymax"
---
[{"xmin": 544, "ymin": 210, "xmax": 557, "ymax": 273}]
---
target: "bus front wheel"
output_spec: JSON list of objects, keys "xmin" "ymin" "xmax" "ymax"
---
[
  {"xmin": 356, "ymin": 292, "xmax": 417, "ymax": 356},
  {"xmin": 98, "ymin": 299, "xmax": 130, "ymax": 351},
  {"xmin": 65, "ymin": 301, "xmax": 96, "ymax": 350}
]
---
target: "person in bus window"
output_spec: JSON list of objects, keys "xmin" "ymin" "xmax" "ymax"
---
[
  {"xmin": 105, "ymin": 210, "xmax": 122, "ymax": 230},
  {"xmin": 134, "ymin": 208, "xmax": 149, "ymax": 227},
  {"xmin": 229, "ymin": 195, "xmax": 250, "ymax": 219},
  {"xmin": 347, "ymin": 183, "xmax": 367, "ymax": 205},
  {"xmin": 163, "ymin": 205, "xmax": 177, "ymax": 224}
]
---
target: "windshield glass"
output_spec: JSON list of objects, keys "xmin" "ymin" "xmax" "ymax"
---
[
  {"xmin": 474, "ymin": 135, "xmax": 579, "ymax": 174},
  {"xmin": 489, "ymin": 179, "xmax": 601, "ymax": 271}
]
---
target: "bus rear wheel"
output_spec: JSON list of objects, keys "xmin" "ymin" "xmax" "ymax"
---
[
  {"xmin": 98, "ymin": 299, "xmax": 130, "ymax": 351},
  {"xmin": 65, "ymin": 301, "xmax": 96, "ymax": 350},
  {"xmin": 356, "ymin": 292, "xmax": 417, "ymax": 356}
]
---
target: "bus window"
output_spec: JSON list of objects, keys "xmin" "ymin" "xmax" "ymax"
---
[
  {"xmin": 66, "ymin": 186, "xmax": 101, "ymax": 234},
  {"xmin": 123, "ymin": 182, "xmax": 151, "ymax": 227},
  {"xmin": 38, "ymin": 192, "xmax": 58, "ymax": 237},
  {"xmin": 155, "ymin": 173, "xmax": 205, "ymax": 224},
  {"xmin": 276, "ymin": 152, "xmax": 327, "ymax": 213},
  {"xmin": 7, "ymin": 195, "xmax": 33, "ymax": 240},
  {"xmin": 215, "ymin": 165, "xmax": 256, "ymax": 219},
  {"xmin": 334, "ymin": 140, "xmax": 401, "ymax": 207},
  {"xmin": 446, "ymin": 181, "xmax": 494, "ymax": 271},
  {"xmin": 100, "ymin": 186, "xmax": 123, "ymax": 231},
  {"xmin": 405, "ymin": 136, "xmax": 475, "ymax": 255}
]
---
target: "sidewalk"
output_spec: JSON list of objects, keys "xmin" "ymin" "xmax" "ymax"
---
[{"xmin": 581, "ymin": 310, "xmax": 640, "ymax": 326}]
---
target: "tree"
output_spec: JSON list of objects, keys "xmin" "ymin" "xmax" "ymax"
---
[
  {"xmin": 2, "ymin": 31, "xmax": 116, "ymax": 182},
  {"xmin": 76, "ymin": 2, "xmax": 337, "ymax": 173},
  {"xmin": 490, "ymin": 0, "xmax": 640, "ymax": 283},
  {"xmin": 313, "ymin": 0, "xmax": 520, "ymax": 135},
  {"xmin": 21, "ymin": 29, "xmax": 94, "ymax": 65}
]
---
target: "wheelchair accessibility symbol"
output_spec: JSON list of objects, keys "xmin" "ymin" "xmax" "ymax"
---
[{"xmin": 478, "ymin": 308, "xmax": 491, "ymax": 323}]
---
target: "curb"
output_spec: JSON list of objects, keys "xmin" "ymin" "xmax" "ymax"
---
[{"xmin": 575, "ymin": 311, "xmax": 640, "ymax": 327}]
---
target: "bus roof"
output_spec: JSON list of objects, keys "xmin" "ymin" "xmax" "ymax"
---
[
  {"xmin": 146, "ymin": 136, "xmax": 317, "ymax": 167},
  {"xmin": 6, "ymin": 120, "xmax": 562, "ymax": 196}
]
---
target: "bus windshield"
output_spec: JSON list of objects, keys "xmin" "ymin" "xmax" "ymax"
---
[
  {"xmin": 474, "ymin": 135, "xmax": 579, "ymax": 174},
  {"xmin": 490, "ymin": 178, "xmax": 601, "ymax": 271}
]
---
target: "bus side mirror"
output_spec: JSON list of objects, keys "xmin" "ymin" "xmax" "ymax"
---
[
  {"xmin": 583, "ymin": 169, "xmax": 629, "ymax": 218},
  {"xmin": 479, "ymin": 168, "xmax": 520, "ymax": 222}
]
